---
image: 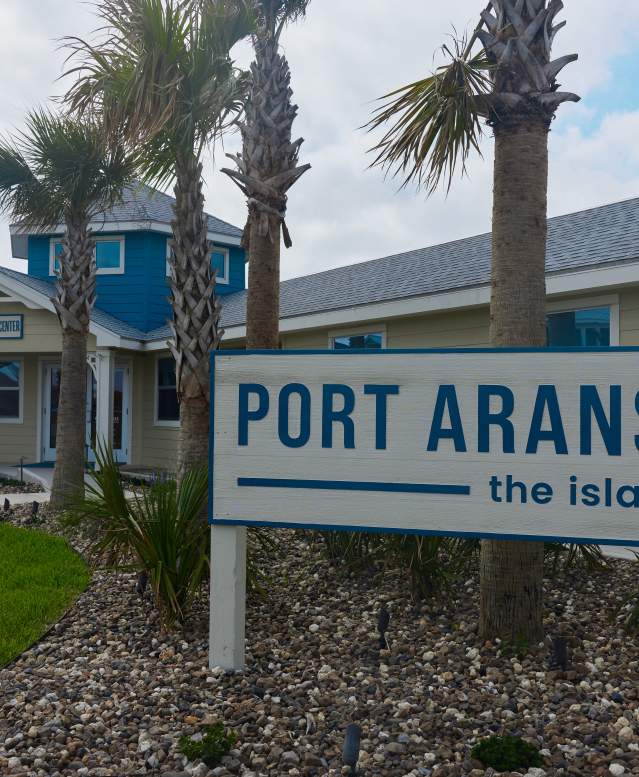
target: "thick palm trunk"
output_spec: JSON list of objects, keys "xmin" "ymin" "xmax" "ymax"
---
[
  {"xmin": 480, "ymin": 118, "xmax": 549, "ymax": 643},
  {"xmin": 50, "ymin": 218, "xmax": 95, "ymax": 508},
  {"xmin": 169, "ymin": 155, "xmax": 222, "ymax": 483}
]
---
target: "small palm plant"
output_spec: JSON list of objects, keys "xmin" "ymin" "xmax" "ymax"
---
[
  {"xmin": 222, "ymin": 0, "xmax": 311, "ymax": 349},
  {"xmin": 0, "ymin": 110, "xmax": 133, "ymax": 507},
  {"xmin": 65, "ymin": 0, "xmax": 255, "ymax": 480},
  {"xmin": 68, "ymin": 442, "xmax": 210, "ymax": 629}
]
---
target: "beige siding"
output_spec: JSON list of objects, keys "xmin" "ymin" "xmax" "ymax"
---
[
  {"xmin": 281, "ymin": 308, "xmax": 492, "ymax": 350},
  {"xmin": 137, "ymin": 350, "xmax": 178, "ymax": 471},
  {"xmin": 0, "ymin": 303, "xmax": 96, "ymax": 353},
  {"xmin": 620, "ymin": 287, "xmax": 639, "ymax": 345},
  {"xmin": 0, "ymin": 354, "xmax": 39, "ymax": 463}
]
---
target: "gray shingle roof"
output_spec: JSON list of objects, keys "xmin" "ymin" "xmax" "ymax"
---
[
  {"xmin": 10, "ymin": 182, "xmax": 243, "ymax": 241},
  {"xmin": 3, "ymin": 195, "xmax": 639, "ymax": 343},
  {"xmin": 0, "ymin": 267, "xmax": 148, "ymax": 341},
  {"xmin": 212, "ymin": 195, "xmax": 639, "ymax": 329}
]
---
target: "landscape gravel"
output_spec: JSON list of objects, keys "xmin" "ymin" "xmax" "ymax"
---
[{"xmin": 2, "ymin": 506, "xmax": 639, "ymax": 776}]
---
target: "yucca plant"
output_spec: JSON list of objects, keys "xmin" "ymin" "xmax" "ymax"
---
[
  {"xmin": 66, "ymin": 443, "xmax": 274, "ymax": 626},
  {"xmin": 545, "ymin": 542, "xmax": 607, "ymax": 574},
  {"xmin": 66, "ymin": 443, "xmax": 209, "ymax": 628}
]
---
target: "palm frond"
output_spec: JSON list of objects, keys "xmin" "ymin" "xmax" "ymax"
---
[
  {"xmin": 63, "ymin": 0, "xmax": 254, "ymax": 187},
  {"xmin": 254, "ymin": 0, "xmax": 310, "ymax": 40},
  {"xmin": 366, "ymin": 39, "xmax": 491, "ymax": 193},
  {"xmin": 0, "ymin": 107, "xmax": 134, "ymax": 229}
]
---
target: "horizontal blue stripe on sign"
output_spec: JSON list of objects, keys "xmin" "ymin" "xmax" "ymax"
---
[{"xmin": 237, "ymin": 477, "xmax": 471, "ymax": 496}]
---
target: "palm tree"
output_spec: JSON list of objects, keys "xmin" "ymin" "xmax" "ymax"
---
[
  {"xmin": 367, "ymin": 0, "xmax": 579, "ymax": 642},
  {"xmin": 65, "ymin": 0, "xmax": 255, "ymax": 480},
  {"xmin": 0, "ymin": 109, "xmax": 133, "ymax": 507},
  {"xmin": 222, "ymin": 0, "xmax": 311, "ymax": 349}
]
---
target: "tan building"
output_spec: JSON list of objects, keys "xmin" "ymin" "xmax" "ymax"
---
[{"xmin": 1, "ymin": 191, "xmax": 638, "ymax": 473}]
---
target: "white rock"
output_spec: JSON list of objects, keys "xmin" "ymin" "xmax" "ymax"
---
[
  {"xmin": 309, "ymin": 623, "xmax": 320, "ymax": 633},
  {"xmin": 609, "ymin": 765, "xmax": 625, "ymax": 776},
  {"xmin": 619, "ymin": 726, "xmax": 635, "ymax": 743}
]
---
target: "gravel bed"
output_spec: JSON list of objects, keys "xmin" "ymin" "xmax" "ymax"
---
[
  {"xmin": 0, "ymin": 477, "xmax": 46, "ymax": 495},
  {"xmin": 2, "ymin": 507, "xmax": 639, "ymax": 776}
]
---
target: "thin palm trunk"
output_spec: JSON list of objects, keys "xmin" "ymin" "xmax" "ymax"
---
[
  {"xmin": 51, "ymin": 329, "xmax": 88, "ymax": 506},
  {"xmin": 50, "ymin": 219, "xmax": 96, "ymax": 508},
  {"xmin": 246, "ymin": 217, "xmax": 281, "ymax": 348},
  {"xmin": 223, "ymin": 35, "xmax": 310, "ymax": 350},
  {"xmin": 479, "ymin": 118, "xmax": 550, "ymax": 643},
  {"xmin": 169, "ymin": 155, "xmax": 223, "ymax": 482}
]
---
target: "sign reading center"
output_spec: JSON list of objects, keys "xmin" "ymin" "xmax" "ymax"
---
[
  {"xmin": 210, "ymin": 348, "xmax": 639, "ymax": 547},
  {"xmin": 0, "ymin": 314, "xmax": 23, "ymax": 340}
]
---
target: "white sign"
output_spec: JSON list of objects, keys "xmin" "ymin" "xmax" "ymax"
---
[
  {"xmin": 0, "ymin": 314, "xmax": 23, "ymax": 340},
  {"xmin": 210, "ymin": 349, "xmax": 639, "ymax": 547}
]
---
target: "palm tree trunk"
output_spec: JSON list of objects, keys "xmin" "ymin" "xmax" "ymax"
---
[
  {"xmin": 169, "ymin": 154, "xmax": 222, "ymax": 483},
  {"xmin": 50, "ymin": 329, "xmax": 87, "ymax": 507},
  {"xmin": 479, "ymin": 117, "xmax": 549, "ymax": 643},
  {"xmin": 50, "ymin": 217, "xmax": 95, "ymax": 508},
  {"xmin": 246, "ymin": 216, "xmax": 281, "ymax": 349}
]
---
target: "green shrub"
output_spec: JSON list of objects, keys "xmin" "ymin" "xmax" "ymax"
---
[
  {"xmin": 545, "ymin": 542, "xmax": 607, "ymax": 573},
  {"xmin": 64, "ymin": 443, "xmax": 209, "ymax": 629},
  {"xmin": 64, "ymin": 443, "xmax": 275, "ymax": 628},
  {"xmin": 179, "ymin": 723, "xmax": 237, "ymax": 767},
  {"xmin": 471, "ymin": 735, "xmax": 543, "ymax": 771},
  {"xmin": 318, "ymin": 530, "xmax": 478, "ymax": 599}
]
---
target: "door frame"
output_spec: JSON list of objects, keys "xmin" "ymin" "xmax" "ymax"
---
[{"xmin": 39, "ymin": 357, "xmax": 132, "ymax": 464}]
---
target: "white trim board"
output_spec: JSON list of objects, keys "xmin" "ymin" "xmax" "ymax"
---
[{"xmin": 11, "ymin": 220, "xmax": 242, "ymax": 248}]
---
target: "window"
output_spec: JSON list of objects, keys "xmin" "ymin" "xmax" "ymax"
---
[
  {"xmin": 0, "ymin": 360, "xmax": 22, "ymax": 422},
  {"xmin": 333, "ymin": 332, "xmax": 384, "ymax": 350},
  {"xmin": 547, "ymin": 306, "xmax": 610, "ymax": 347},
  {"xmin": 50, "ymin": 236, "xmax": 125, "ymax": 276},
  {"xmin": 166, "ymin": 240, "xmax": 229, "ymax": 284},
  {"xmin": 156, "ymin": 356, "xmax": 179, "ymax": 424}
]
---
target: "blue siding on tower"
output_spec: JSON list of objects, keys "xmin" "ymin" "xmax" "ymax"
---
[{"xmin": 27, "ymin": 230, "xmax": 246, "ymax": 332}]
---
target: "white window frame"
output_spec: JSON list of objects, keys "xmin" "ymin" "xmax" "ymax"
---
[
  {"xmin": 329, "ymin": 324, "xmax": 387, "ymax": 350},
  {"xmin": 50, "ymin": 235, "xmax": 125, "ymax": 276},
  {"xmin": 166, "ymin": 240, "xmax": 230, "ymax": 285},
  {"xmin": 546, "ymin": 294, "xmax": 619, "ymax": 347},
  {"xmin": 154, "ymin": 354, "xmax": 180, "ymax": 428},
  {"xmin": 0, "ymin": 357, "xmax": 24, "ymax": 424}
]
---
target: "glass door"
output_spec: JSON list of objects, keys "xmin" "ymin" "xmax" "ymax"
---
[
  {"xmin": 42, "ymin": 365, "xmax": 99, "ymax": 463},
  {"xmin": 42, "ymin": 365, "xmax": 61, "ymax": 462},
  {"xmin": 112, "ymin": 366, "xmax": 130, "ymax": 463}
]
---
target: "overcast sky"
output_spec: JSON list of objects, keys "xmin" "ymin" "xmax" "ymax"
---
[{"xmin": 1, "ymin": 0, "xmax": 639, "ymax": 280}]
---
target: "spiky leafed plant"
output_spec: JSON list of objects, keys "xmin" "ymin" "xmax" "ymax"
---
[
  {"xmin": 222, "ymin": 0, "xmax": 311, "ymax": 349},
  {"xmin": 65, "ymin": 0, "xmax": 255, "ymax": 480},
  {"xmin": 0, "ymin": 109, "xmax": 133, "ymax": 507},
  {"xmin": 367, "ymin": 0, "xmax": 579, "ymax": 643}
]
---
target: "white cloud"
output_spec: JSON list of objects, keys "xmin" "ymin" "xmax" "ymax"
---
[{"xmin": 1, "ymin": 0, "xmax": 639, "ymax": 282}]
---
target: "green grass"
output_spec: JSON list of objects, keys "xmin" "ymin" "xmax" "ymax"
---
[{"xmin": 0, "ymin": 524, "xmax": 90, "ymax": 666}]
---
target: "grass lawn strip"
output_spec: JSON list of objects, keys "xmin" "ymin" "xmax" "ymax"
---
[{"xmin": 0, "ymin": 523, "xmax": 89, "ymax": 666}]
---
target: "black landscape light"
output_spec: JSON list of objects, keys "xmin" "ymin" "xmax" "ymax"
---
[
  {"xmin": 3, "ymin": 497, "xmax": 9, "ymax": 512},
  {"xmin": 550, "ymin": 635, "xmax": 569, "ymax": 670},
  {"xmin": 378, "ymin": 605, "xmax": 390, "ymax": 649},
  {"xmin": 31, "ymin": 500, "xmax": 39, "ymax": 517},
  {"xmin": 136, "ymin": 570, "xmax": 149, "ymax": 597},
  {"xmin": 343, "ymin": 723, "xmax": 362, "ymax": 775}
]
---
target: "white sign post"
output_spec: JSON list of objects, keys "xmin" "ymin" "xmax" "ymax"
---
[{"xmin": 209, "ymin": 348, "xmax": 639, "ymax": 668}]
